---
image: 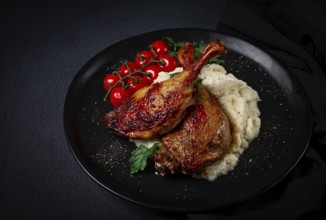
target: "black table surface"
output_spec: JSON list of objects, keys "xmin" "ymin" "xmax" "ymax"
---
[{"xmin": 2, "ymin": 0, "xmax": 326, "ymax": 219}]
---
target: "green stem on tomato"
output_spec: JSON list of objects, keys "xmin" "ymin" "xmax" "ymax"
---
[{"xmin": 103, "ymin": 50, "xmax": 160, "ymax": 102}]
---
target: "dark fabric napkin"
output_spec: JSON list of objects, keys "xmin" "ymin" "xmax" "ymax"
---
[{"xmin": 188, "ymin": 0, "xmax": 326, "ymax": 219}]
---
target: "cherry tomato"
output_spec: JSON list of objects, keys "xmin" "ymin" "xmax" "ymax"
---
[
  {"xmin": 118, "ymin": 61, "xmax": 138, "ymax": 78},
  {"xmin": 109, "ymin": 86, "xmax": 129, "ymax": 106},
  {"xmin": 127, "ymin": 76, "xmax": 150, "ymax": 93},
  {"xmin": 158, "ymin": 54, "xmax": 178, "ymax": 72},
  {"xmin": 103, "ymin": 74, "xmax": 120, "ymax": 91},
  {"xmin": 135, "ymin": 50, "xmax": 154, "ymax": 68},
  {"xmin": 151, "ymin": 40, "xmax": 169, "ymax": 55},
  {"xmin": 143, "ymin": 65, "xmax": 162, "ymax": 82}
]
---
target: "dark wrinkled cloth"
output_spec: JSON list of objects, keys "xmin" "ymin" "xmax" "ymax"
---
[{"xmin": 188, "ymin": 0, "xmax": 326, "ymax": 219}]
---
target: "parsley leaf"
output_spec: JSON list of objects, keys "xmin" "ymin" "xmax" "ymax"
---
[
  {"xmin": 194, "ymin": 77, "xmax": 203, "ymax": 87},
  {"xmin": 129, "ymin": 143, "xmax": 159, "ymax": 174},
  {"xmin": 208, "ymin": 57, "xmax": 225, "ymax": 64},
  {"xmin": 193, "ymin": 40, "xmax": 206, "ymax": 59},
  {"xmin": 169, "ymin": 72, "xmax": 181, "ymax": 78}
]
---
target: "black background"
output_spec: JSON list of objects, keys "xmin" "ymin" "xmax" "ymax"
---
[{"xmin": 2, "ymin": 0, "xmax": 326, "ymax": 219}]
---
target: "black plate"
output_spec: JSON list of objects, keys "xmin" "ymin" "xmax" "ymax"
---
[{"xmin": 64, "ymin": 28, "xmax": 312, "ymax": 211}]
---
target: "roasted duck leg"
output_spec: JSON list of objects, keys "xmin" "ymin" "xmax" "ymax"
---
[
  {"xmin": 153, "ymin": 84, "xmax": 231, "ymax": 175},
  {"xmin": 103, "ymin": 40, "xmax": 226, "ymax": 139}
]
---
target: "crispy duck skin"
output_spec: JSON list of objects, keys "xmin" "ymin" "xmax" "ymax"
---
[
  {"xmin": 153, "ymin": 85, "xmax": 231, "ymax": 175},
  {"xmin": 103, "ymin": 40, "xmax": 226, "ymax": 139}
]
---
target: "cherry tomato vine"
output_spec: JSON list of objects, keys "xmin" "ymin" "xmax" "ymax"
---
[
  {"xmin": 103, "ymin": 38, "xmax": 224, "ymax": 106},
  {"xmin": 103, "ymin": 39, "xmax": 178, "ymax": 106}
]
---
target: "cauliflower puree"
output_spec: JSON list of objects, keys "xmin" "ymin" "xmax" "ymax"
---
[{"xmin": 132, "ymin": 64, "xmax": 261, "ymax": 181}]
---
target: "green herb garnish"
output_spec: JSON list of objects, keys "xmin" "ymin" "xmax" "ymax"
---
[
  {"xmin": 129, "ymin": 143, "xmax": 159, "ymax": 174},
  {"xmin": 194, "ymin": 77, "xmax": 203, "ymax": 87},
  {"xmin": 169, "ymin": 72, "xmax": 181, "ymax": 78},
  {"xmin": 164, "ymin": 37, "xmax": 225, "ymax": 64}
]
